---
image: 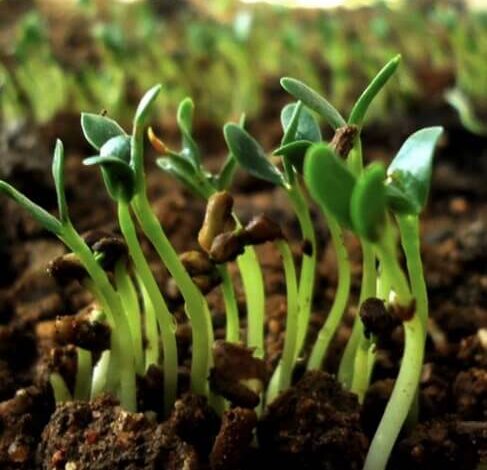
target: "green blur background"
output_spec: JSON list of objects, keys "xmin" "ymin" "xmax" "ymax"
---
[{"xmin": 0, "ymin": 0, "xmax": 486, "ymax": 135}]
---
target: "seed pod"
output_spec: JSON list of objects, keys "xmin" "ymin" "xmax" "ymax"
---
[
  {"xmin": 179, "ymin": 250, "xmax": 215, "ymax": 276},
  {"xmin": 48, "ymin": 253, "xmax": 87, "ymax": 285},
  {"xmin": 198, "ymin": 191, "xmax": 234, "ymax": 253},
  {"xmin": 359, "ymin": 297, "xmax": 399, "ymax": 340},
  {"xmin": 147, "ymin": 126, "xmax": 170, "ymax": 154},
  {"xmin": 243, "ymin": 214, "xmax": 283, "ymax": 245},
  {"xmin": 330, "ymin": 124, "xmax": 358, "ymax": 158},
  {"xmin": 54, "ymin": 315, "xmax": 111, "ymax": 353},
  {"xmin": 192, "ymin": 273, "xmax": 222, "ymax": 295},
  {"xmin": 210, "ymin": 231, "xmax": 246, "ymax": 264},
  {"xmin": 82, "ymin": 230, "xmax": 128, "ymax": 270}
]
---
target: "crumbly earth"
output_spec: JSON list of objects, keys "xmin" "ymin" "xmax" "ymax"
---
[{"xmin": 0, "ymin": 115, "xmax": 486, "ymax": 468}]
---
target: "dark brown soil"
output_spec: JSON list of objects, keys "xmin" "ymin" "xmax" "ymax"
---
[{"xmin": 0, "ymin": 113, "xmax": 486, "ymax": 468}]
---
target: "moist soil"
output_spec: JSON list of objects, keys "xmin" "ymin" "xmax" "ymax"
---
[{"xmin": 0, "ymin": 113, "xmax": 486, "ymax": 469}]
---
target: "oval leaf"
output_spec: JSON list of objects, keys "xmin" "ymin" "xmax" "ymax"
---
[
  {"xmin": 280, "ymin": 77, "xmax": 346, "ymax": 130},
  {"xmin": 387, "ymin": 126, "xmax": 443, "ymax": 213},
  {"xmin": 157, "ymin": 157, "xmax": 209, "ymax": 199},
  {"xmin": 348, "ymin": 55, "xmax": 401, "ymax": 127},
  {"xmin": 350, "ymin": 163, "xmax": 387, "ymax": 242},
  {"xmin": 303, "ymin": 143, "xmax": 356, "ymax": 228},
  {"xmin": 223, "ymin": 123, "xmax": 284, "ymax": 186},
  {"xmin": 100, "ymin": 135, "xmax": 131, "ymax": 163},
  {"xmin": 281, "ymin": 102, "xmax": 322, "ymax": 144},
  {"xmin": 273, "ymin": 140, "xmax": 312, "ymax": 173},
  {"xmin": 81, "ymin": 113, "xmax": 126, "ymax": 151},
  {"xmin": 84, "ymin": 156, "xmax": 135, "ymax": 203}
]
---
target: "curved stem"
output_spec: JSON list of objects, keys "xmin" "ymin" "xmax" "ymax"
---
[
  {"xmin": 267, "ymin": 240, "xmax": 299, "ymax": 403},
  {"xmin": 287, "ymin": 183, "xmax": 317, "ymax": 361},
  {"xmin": 74, "ymin": 348, "xmax": 92, "ymax": 401},
  {"xmin": 118, "ymin": 202, "xmax": 178, "ymax": 413},
  {"xmin": 218, "ymin": 265, "xmax": 240, "ymax": 343},
  {"xmin": 114, "ymin": 261, "xmax": 144, "ymax": 375},
  {"xmin": 132, "ymin": 194, "xmax": 211, "ymax": 397},
  {"xmin": 338, "ymin": 240, "xmax": 376, "ymax": 388},
  {"xmin": 307, "ymin": 215, "xmax": 351, "ymax": 370},
  {"xmin": 236, "ymin": 246, "xmax": 265, "ymax": 358},
  {"xmin": 363, "ymin": 313, "xmax": 424, "ymax": 470},
  {"xmin": 61, "ymin": 224, "xmax": 136, "ymax": 411}
]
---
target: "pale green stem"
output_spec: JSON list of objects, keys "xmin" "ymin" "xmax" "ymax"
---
[
  {"xmin": 118, "ymin": 202, "xmax": 178, "ymax": 413},
  {"xmin": 91, "ymin": 350, "xmax": 110, "ymax": 399},
  {"xmin": 237, "ymin": 246, "xmax": 265, "ymax": 358},
  {"xmin": 363, "ymin": 313, "xmax": 424, "ymax": 470},
  {"xmin": 267, "ymin": 240, "xmax": 299, "ymax": 403},
  {"xmin": 114, "ymin": 261, "xmax": 144, "ymax": 375},
  {"xmin": 338, "ymin": 240, "xmax": 376, "ymax": 388},
  {"xmin": 218, "ymin": 266, "xmax": 240, "ymax": 343},
  {"xmin": 307, "ymin": 215, "xmax": 351, "ymax": 370},
  {"xmin": 61, "ymin": 224, "xmax": 136, "ymax": 411},
  {"xmin": 132, "ymin": 193, "xmax": 211, "ymax": 397},
  {"xmin": 50, "ymin": 373, "xmax": 72, "ymax": 403},
  {"xmin": 287, "ymin": 183, "xmax": 317, "ymax": 361},
  {"xmin": 74, "ymin": 348, "xmax": 92, "ymax": 401},
  {"xmin": 137, "ymin": 279, "xmax": 159, "ymax": 368}
]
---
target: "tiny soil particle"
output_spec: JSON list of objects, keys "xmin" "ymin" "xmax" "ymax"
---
[{"xmin": 258, "ymin": 370, "xmax": 368, "ymax": 469}]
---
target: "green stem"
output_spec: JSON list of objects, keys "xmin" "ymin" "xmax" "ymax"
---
[
  {"xmin": 61, "ymin": 224, "xmax": 136, "ymax": 411},
  {"xmin": 338, "ymin": 240, "xmax": 376, "ymax": 388},
  {"xmin": 50, "ymin": 373, "xmax": 72, "ymax": 403},
  {"xmin": 237, "ymin": 246, "xmax": 265, "ymax": 358},
  {"xmin": 114, "ymin": 260, "xmax": 144, "ymax": 375},
  {"xmin": 397, "ymin": 215, "xmax": 428, "ymax": 332},
  {"xmin": 287, "ymin": 183, "xmax": 317, "ymax": 361},
  {"xmin": 74, "ymin": 348, "xmax": 92, "ymax": 401},
  {"xmin": 363, "ymin": 312, "xmax": 424, "ymax": 470},
  {"xmin": 218, "ymin": 266, "xmax": 240, "ymax": 343},
  {"xmin": 132, "ymin": 193, "xmax": 211, "ymax": 397},
  {"xmin": 118, "ymin": 202, "xmax": 178, "ymax": 413},
  {"xmin": 267, "ymin": 240, "xmax": 299, "ymax": 403},
  {"xmin": 137, "ymin": 279, "xmax": 159, "ymax": 368},
  {"xmin": 307, "ymin": 215, "xmax": 351, "ymax": 370}
]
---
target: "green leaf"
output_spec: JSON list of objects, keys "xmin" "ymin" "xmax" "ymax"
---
[
  {"xmin": 0, "ymin": 181, "xmax": 62, "ymax": 234},
  {"xmin": 217, "ymin": 154, "xmax": 238, "ymax": 191},
  {"xmin": 385, "ymin": 183, "xmax": 420, "ymax": 215},
  {"xmin": 348, "ymin": 55, "xmax": 401, "ymax": 127},
  {"xmin": 387, "ymin": 126, "xmax": 443, "ymax": 214},
  {"xmin": 273, "ymin": 140, "xmax": 312, "ymax": 173},
  {"xmin": 281, "ymin": 102, "xmax": 322, "ymax": 144},
  {"xmin": 84, "ymin": 156, "xmax": 135, "ymax": 203},
  {"xmin": 134, "ymin": 84, "xmax": 162, "ymax": 126},
  {"xmin": 177, "ymin": 97, "xmax": 201, "ymax": 167},
  {"xmin": 100, "ymin": 135, "xmax": 131, "ymax": 162},
  {"xmin": 81, "ymin": 113, "xmax": 126, "ymax": 151},
  {"xmin": 303, "ymin": 143, "xmax": 356, "ymax": 227},
  {"xmin": 156, "ymin": 156, "xmax": 208, "ymax": 199},
  {"xmin": 280, "ymin": 77, "xmax": 346, "ymax": 130},
  {"xmin": 223, "ymin": 123, "xmax": 284, "ymax": 186},
  {"xmin": 51, "ymin": 139, "xmax": 69, "ymax": 224},
  {"xmin": 350, "ymin": 163, "xmax": 387, "ymax": 241},
  {"xmin": 445, "ymin": 88, "xmax": 487, "ymax": 136}
]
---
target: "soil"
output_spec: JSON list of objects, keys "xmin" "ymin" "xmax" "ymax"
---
[{"xmin": 0, "ymin": 107, "xmax": 486, "ymax": 469}]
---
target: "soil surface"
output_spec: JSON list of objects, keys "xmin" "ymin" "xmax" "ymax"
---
[{"xmin": 0, "ymin": 112, "xmax": 486, "ymax": 469}]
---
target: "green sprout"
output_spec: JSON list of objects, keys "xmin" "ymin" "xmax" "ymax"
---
[{"xmin": 0, "ymin": 58, "xmax": 444, "ymax": 469}]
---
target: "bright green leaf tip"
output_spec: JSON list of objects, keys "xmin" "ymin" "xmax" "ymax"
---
[{"xmin": 135, "ymin": 84, "xmax": 162, "ymax": 126}]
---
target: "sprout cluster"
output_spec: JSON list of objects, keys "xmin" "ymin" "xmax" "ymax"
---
[{"xmin": 0, "ymin": 55, "xmax": 442, "ymax": 470}]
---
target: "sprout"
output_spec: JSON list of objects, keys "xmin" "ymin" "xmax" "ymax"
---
[{"xmin": 1, "ymin": 64, "xmax": 444, "ymax": 469}]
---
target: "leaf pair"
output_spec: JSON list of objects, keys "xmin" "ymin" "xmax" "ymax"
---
[
  {"xmin": 304, "ymin": 126, "xmax": 443, "ymax": 241},
  {"xmin": 304, "ymin": 144, "xmax": 385, "ymax": 241},
  {"xmin": 224, "ymin": 102, "xmax": 321, "ymax": 187},
  {"xmin": 81, "ymin": 113, "xmax": 135, "ymax": 203}
]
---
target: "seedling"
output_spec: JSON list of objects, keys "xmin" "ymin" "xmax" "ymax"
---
[{"xmin": 0, "ymin": 56, "xmax": 443, "ymax": 470}]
